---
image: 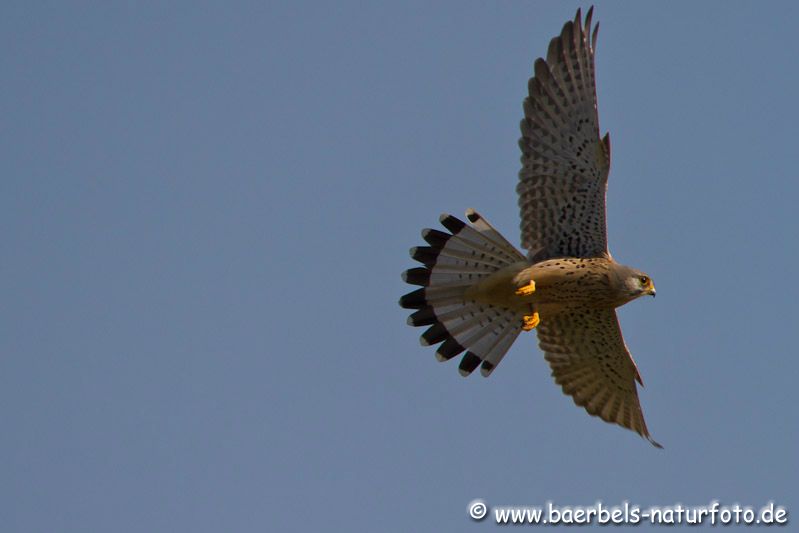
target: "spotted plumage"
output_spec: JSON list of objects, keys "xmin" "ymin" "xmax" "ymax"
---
[{"xmin": 399, "ymin": 8, "xmax": 661, "ymax": 448}]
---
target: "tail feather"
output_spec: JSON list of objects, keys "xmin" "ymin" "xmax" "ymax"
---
[
  {"xmin": 407, "ymin": 307, "xmax": 436, "ymax": 327},
  {"xmin": 435, "ymin": 338, "xmax": 466, "ymax": 361},
  {"xmin": 421, "ymin": 323, "xmax": 450, "ymax": 346},
  {"xmin": 432, "ymin": 305, "xmax": 501, "ymax": 345},
  {"xmin": 400, "ymin": 210, "xmax": 527, "ymax": 377},
  {"xmin": 440, "ymin": 214, "xmax": 521, "ymax": 264},
  {"xmin": 421, "ymin": 229, "xmax": 522, "ymax": 267},
  {"xmin": 424, "ymin": 285, "xmax": 473, "ymax": 298},
  {"xmin": 458, "ymin": 353, "xmax": 483, "ymax": 375},
  {"xmin": 411, "ymin": 245, "xmax": 511, "ymax": 271},
  {"xmin": 427, "ymin": 302, "xmax": 499, "ymax": 334},
  {"xmin": 401, "ymin": 267, "xmax": 431, "ymax": 286},
  {"xmin": 465, "ymin": 308, "xmax": 522, "ymax": 375},
  {"xmin": 480, "ymin": 325, "xmax": 521, "ymax": 376},
  {"xmin": 399, "ymin": 288, "xmax": 425, "ymax": 309},
  {"xmin": 402, "ymin": 268, "xmax": 486, "ymax": 288},
  {"xmin": 465, "ymin": 208, "xmax": 522, "ymax": 254}
]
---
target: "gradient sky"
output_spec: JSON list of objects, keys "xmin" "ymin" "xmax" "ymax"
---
[{"xmin": 3, "ymin": 1, "xmax": 797, "ymax": 531}]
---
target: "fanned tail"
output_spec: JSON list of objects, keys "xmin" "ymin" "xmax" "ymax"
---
[{"xmin": 400, "ymin": 210, "xmax": 526, "ymax": 376}]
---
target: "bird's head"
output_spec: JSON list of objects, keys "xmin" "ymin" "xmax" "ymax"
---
[{"xmin": 617, "ymin": 266, "xmax": 656, "ymax": 301}]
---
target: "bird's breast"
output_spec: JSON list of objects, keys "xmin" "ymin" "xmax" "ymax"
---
[{"xmin": 515, "ymin": 257, "xmax": 617, "ymax": 310}]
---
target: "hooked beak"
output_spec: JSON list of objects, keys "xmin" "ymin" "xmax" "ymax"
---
[{"xmin": 642, "ymin": 279, "xmax": 656, "ymax": 298}]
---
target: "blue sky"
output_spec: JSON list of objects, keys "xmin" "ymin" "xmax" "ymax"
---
[{"xmin": 2, "ymin": 1, "xmax": 797, "ymax": 531}]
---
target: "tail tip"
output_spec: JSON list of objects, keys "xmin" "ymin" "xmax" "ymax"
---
[
  {"xmin": 398, "ymin": 288, "xmax": 426, "ymax": 309},
  {"xmin": 457, "ymin": 352, "xmax": 482, "ymax": 376},
  {"xmin": 439, "ymin": 213, "xmax": 466, "ymax": 234}
]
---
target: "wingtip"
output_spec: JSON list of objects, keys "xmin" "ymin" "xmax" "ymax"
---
[
  {"xmin": 592, "ymin": 21, "xmax": 599, "ymax": 51},
  {"xmin": 585, "ymin": 7, "xmax": 595, "ymax": 45},
  {"xmin": 647, "ymin": 435, "xmax": 664, "ymax": 449},
  {"xmin": 560, "ymin": 19, "xmax": 574, "ymax": 44}
]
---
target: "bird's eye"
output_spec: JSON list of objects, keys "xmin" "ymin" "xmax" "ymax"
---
[{"xmin": 640, "ymin": 276, "xmax": 649, "ymax": 285}]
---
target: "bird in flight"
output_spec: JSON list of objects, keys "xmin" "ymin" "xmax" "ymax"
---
[{"xmin": 399, "ymin": 7, "xmax": 662, "ymax": 448}]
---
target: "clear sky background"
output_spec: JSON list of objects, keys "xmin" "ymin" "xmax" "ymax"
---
[{"xmin": 2, "ymin": 1, "xmax": 797, "ymax": 531}]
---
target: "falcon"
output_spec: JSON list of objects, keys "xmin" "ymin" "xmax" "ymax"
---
[{"xmin": 399, "ymin": 8, "xmax": 662, "ymax": 447}]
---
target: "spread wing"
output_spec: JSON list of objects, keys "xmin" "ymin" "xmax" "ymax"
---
[
  {"xmin": 517, "ymin": 7, "xmax": 610, "ymax": 262},
  {"xmin": 536, "ymin": 308, "xmax": 661, "ymax": 447}
]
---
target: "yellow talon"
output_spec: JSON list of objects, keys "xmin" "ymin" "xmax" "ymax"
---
[
  {"xmin": 522, "ymin": 312, "xmax": 540, "ymax": 331},
  {"xmin": 515, "ymin": 279, "xmax": 536, "ymax": 296}
]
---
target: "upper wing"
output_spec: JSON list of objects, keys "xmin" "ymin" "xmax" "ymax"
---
[
  {"xmin": 536, "ymin": 308, "xmax": 661, "ymax": 447},
  {"xmin": 517, "ymin": 7, "xmax": 610, "ymax": 262}
]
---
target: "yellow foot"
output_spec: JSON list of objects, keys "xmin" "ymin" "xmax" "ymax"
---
[
  {"xmin": 515, "ymin": 279, "xmax": 536, "ymax": 296},
  {"xmin": 522, "ymin": 312, "xmax": 540, "ymax": 331}
]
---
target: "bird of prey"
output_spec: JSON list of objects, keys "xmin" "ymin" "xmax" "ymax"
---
[{"xmin": 399, "ymin": 8, "xmax": 662, "ymax": 448}]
